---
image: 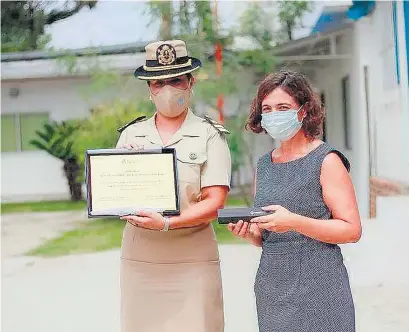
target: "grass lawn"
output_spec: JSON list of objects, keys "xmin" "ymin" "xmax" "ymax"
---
[
  {"xmin": 1, "ymin": 200, "xmax": 86, "ymax": 214},
  {"xmin": 24, "ymin": 195, "xmax": 249, "ymax": 257},
  {"xmin": 1, "ymin": 196, "xmax": 249, "ymax": 215},
  {"xmin": 27, "ymin": 219, "xmax": 246, "ymax": 257}
]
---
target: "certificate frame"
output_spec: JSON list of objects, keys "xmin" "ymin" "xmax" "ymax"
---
[{"xmin": 85, "ymin": 148, "xmax": 180, "ymax": 218}]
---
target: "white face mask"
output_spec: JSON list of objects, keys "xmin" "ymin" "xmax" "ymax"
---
[
  {"xmin": 150, "ymin": 85, "xmax": 192, "ymax": 118},
  {"xmin": 261, "ymin": 105, "xmax": 304, "ymax": 141}
]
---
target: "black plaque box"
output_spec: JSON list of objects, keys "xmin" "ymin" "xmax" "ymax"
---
[{"xmin": 217, "ymin": 207, "xmax": 274, "ymax": 224}]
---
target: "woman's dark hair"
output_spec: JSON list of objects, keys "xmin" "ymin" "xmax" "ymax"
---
[
  {"xmin": 147, "ymin": 73, "xmax": 193, "ymax": 87},
  {"xmin": 246, "ymin": 69, "xmax": 324, "ymax": 139}
]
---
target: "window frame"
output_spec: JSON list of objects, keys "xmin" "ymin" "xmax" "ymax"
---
[
  {"xmin": 1, "ymin": 112, "xmax": 50, "ymax": 153},
  {"xmin": 341, "ymin": 75, "xmax": 352, "ymax": 150}
]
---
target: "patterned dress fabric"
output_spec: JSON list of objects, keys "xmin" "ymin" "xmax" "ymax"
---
[{"xmin": 254, "ymin": 142, "xmax": 355, "ymax": 332}]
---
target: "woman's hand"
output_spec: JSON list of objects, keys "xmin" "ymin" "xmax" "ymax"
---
[
  {"xmin": 118, "ymin": 144, "xmax": 159, "ymax": 229},
  {"xmin": 228, "ymin": 220, "xmax": 262, "ymax": 245},
  {"xmin": 120, "ymin": 210, "xmax": 165, "ymax": 230},
  {"xmin": 250, "ymin": 205, "xmax": 297, "ymax": 233}
]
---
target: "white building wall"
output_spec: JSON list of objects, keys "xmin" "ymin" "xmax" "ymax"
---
[
  {"xmin": 349, "ymin": 22, "xmax": 371, "ymax": 219},
  {"xmin": 362, "ymin": 1, "xmax": 409, "ymax": 185},
  {"xmin": 340, "ymin": 1, "xmax": 409, "ymax": 190},
  {"xmin": 314, "ymin": 31, "xmax": 354, "ymax": 158},
  {"xmin": 2, "ymin": 78, "xmax": 94, "ymax": 121},
  {"xmin": 1, "ymin": 151, "xmax": 69, "ymax": 201},
  {"xmin": 312, "ymin": 29, "xmax": 372, "ymax": 217},
  {"xmin": 311, "ymin": 1, "xmax": 409, "ymax": 218},
  {"xmin": 1, "ymin": 76, "xmax": 148, "ymax": 202},
  {"xmin": 1, "ymin": 67, "xmax": 269, "ymax": 201}
]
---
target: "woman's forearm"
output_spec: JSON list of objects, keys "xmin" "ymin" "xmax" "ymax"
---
[
  {"xmin": 168, "ymin": 196, "xmax": 225, "ymax": 230},
  {"xmin": 292, "ymin": 214, "xmax": 361, "ymax": 244}
]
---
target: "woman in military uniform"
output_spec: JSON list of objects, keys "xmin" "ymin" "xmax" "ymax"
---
[{"xmin": 116, "ymin": 40, "xmax": 232, "ymax": 332}]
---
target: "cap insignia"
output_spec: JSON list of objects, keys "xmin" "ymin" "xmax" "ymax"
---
[{"xmin": 156, "ymin": 44, "xmax": 176, "ymax": 65}]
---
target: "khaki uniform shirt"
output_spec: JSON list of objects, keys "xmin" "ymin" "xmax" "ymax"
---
[{"xmin": 116, "ymin": 109, "xmax": 231, "ymax": 263}]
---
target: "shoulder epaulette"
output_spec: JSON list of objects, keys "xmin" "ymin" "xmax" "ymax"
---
[
  {"xmin": 117, "ymin": 116, "xmax": 147, "ymax": 133},
  {"xmin": 203, "ymin": 115, "xmax": 230, "ymax": 135}
]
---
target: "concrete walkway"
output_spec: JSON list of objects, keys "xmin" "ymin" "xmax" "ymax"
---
[
  {"xmin": 2, "ymin": 246, "xmax": 261, "ymax": 332},
  {"xmin": 1, "ymin": 210, "xmax": 88, "ymax": 257},
  {"xmin": 2, "ymin": 210, "xmax": 409, "ymax": 332}
]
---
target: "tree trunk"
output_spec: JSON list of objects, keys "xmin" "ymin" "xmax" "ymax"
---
[
  {"xmin": 159, "ymin": 2, "xmax": 173, "ymax": 40},
  {"xmin": 286, "ymin": 20, "xmax": 293, "ymax": 41},
  {"xmin": 28, "ymin": 5, "xmax": 37, "ymax": 50},
  {"xmin": 63, "ymin": 158, "xmax": 83, "ymax": 201},
  {"xmin": 179, "ymin": 0, "xmax": 191, "ymax": 34}
]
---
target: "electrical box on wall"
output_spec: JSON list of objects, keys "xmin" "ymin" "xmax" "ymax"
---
[{"xmin": 9, "ymin": 88, "xmax": 19, "ymax": 98}]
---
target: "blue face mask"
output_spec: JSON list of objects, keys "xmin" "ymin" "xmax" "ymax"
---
[{"xmin": 261, "ymin": 105, "xmax": 304, "ymax": 141}]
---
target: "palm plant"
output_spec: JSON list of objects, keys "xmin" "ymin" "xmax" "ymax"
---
[{"xmin": 30, "ymin": 121, "xmax": 83, "ymax": 201}]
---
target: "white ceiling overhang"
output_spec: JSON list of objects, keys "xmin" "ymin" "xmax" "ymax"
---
[{"xmin": 272, "ymin": 25, "xmax": 354, "ymax": 64}]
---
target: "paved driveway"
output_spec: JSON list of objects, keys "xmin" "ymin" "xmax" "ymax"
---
[
  {"xmin": 2, "ymin": 246, "xmax": 261, "ymax": 332},
  {"xmin": 1, "ymin": 211, "xmax": 87, "ymax": 258},
  {"xmin": 2, "ymin": 211, "xmax": 409, "ymax": 332}
]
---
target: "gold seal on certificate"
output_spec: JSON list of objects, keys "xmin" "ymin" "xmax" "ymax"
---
[{"xmin": 85, "ymin": 148, "xmax": 180, "ymax": 217}]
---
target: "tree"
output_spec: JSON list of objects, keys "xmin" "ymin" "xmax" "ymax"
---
[
  {"xmin": 277, "ymin": 1, "xmax": 313, "ymax": 41},
  {"xmin": 145, "ymin": 1, "xmax": 173, "ymax": 40},
  {"xmin": 71, "ymin": 100, "xmax": 156, "ymax": 182},
  {"xmin": 30, "ymin": 121, "xmax": 83, "ymax": 201},
  {"xmin": 234, "ymin": 3, "xmax": 277, "ymax": 77},
  {"xmin": 1, "ymin": 0, "xmax": 98, "ymax": 52}
]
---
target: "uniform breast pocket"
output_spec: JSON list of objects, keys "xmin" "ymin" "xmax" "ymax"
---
[{"xmin": 176, "ymin": 148, "xmax": 207, "ymax": 186}]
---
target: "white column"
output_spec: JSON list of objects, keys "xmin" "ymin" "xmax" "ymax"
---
[
  {"xmin": 351, "ymin": 23, "xmax": 370, "ymax": 219},
  {"xmin": 396, "ymin": 1, "xmax": 409, "ymax": 174}
]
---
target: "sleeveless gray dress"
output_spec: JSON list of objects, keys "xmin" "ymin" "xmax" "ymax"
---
[{"xmin": 254, "ymin": 142, "xmax": 355, "ymax": 332}]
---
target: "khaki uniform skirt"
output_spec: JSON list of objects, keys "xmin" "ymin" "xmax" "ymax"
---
[{"xmin": 120, "ymin": 223, "xmax": 224, "ymax": 332}]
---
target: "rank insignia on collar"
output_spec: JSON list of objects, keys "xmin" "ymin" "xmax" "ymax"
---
[
  {"xmin": 117, "ymin": 116, "xmax": 147, "ymax": 133},
  {"xmin": 203, "ymin": 115, "xmax": 230, "ymax": 135}
]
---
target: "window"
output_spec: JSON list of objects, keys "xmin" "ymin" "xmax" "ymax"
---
[
  {"xmin": 1, "ymin": 112, "xmax": 49, "ymax": 152},
  {"xmin": 20, "ymin": 113, "xmax": 49, "ymax": 151},
  {"xmin": 1, "ymin": 114, "xmax": 18, "ymax": 152},
  {"xmin": 341, "ymin": 76, "xmax": 352, "ymax": 150}
]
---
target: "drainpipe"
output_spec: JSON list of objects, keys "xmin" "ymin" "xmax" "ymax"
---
[{"xmin": 396, "ymin": 1, "xmax": 409, "ymax": 170}]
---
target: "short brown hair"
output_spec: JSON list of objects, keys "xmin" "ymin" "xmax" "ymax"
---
[{"xmin": 246, "ymin": 69, "xmax": 324, "ymax": 139}]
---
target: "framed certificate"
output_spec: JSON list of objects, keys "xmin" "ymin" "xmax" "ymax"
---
[{"xmin": 85, "ymin": 148, "xmax": 180, "ymax": 218}]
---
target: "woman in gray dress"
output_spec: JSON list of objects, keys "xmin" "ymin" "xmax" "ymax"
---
[{"xmin": 228, "ymin": 69, "xmax": 362, "ymax": 332}]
